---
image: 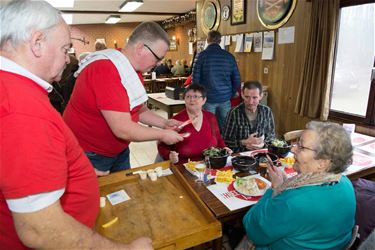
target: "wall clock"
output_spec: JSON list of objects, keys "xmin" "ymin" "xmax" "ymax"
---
[
  {"xmin": 222, "ymin": 5, "xmax": 230, "ymax": 21},
  {"xmin": 201, "ymin": 0, "xmax": 221, "ymax": 35}
]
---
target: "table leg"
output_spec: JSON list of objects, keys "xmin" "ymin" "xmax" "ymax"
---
[
  {"xmin": 212, "ymin": 237, "xmax": 223, "ymax": 250},
  {"xmin": 168, "ymin": 109, "xmax": 173, "ymax": 119}
]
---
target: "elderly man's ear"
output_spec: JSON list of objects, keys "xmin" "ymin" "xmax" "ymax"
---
[{"xmin": 30, "ymin": 31, "xmax": 45, "ymax": 57}]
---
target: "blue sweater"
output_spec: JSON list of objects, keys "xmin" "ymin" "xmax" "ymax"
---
[
  {"xmin": 243, "ymin": 176, "xmax": 356, "ymax": 250},
  {"xmin": 192, "ymin": 44, "xmax": 240, "ymax": 103}
]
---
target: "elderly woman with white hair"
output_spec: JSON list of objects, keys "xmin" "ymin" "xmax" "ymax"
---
[{"xmin": 241, "ymin": 121, "xmax": 356, "ymax": 249}]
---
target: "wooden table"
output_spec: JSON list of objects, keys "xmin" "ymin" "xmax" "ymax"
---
[
  {"xmin": 95, "ymin": 161, "xmax": 221, "ymax": 250},
  {"xmin": 148, "ymin": 93, "xmax": 185, "ymax": 118},
  {"xmin": 174, "ymin": 134, "xmax": 375, "ymax": 249}
]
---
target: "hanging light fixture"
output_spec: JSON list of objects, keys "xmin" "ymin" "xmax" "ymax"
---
[
  {"xmin": 119, "ymin": 0, "xmax": 144, "ymax": 12},
  {"xmin": 105, "ymin": 15, "xmax": 121, "ymax": 24}
]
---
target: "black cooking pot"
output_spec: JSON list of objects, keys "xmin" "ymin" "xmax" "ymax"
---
[{"xmin": 231, "ymin": 156, "xmax": 258, "ymax": 172}]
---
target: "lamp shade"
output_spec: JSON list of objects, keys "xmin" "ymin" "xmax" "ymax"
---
[
  {"xmin": 119, "ymin": 0, "xmax": 144, "ymax": 12},
  {"xmin": 105, "ymin": 15, "xmax": 121, "ymax": 24}
]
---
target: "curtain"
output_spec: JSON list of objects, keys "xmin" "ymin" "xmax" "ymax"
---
[{"xmin": 294, "ymin": 0, "xmax": 340, "ymax": 120}]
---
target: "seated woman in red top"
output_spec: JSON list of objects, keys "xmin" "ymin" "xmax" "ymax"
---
[{"xmin": 158, "ymin": 84, "xmax": 232, "ymax": 164}]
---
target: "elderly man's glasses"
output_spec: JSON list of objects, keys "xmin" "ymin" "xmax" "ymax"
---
[
  {"xmin": 143, "ymin": 44, "xmax": 163, "ymax": 61},
  {"xmin": 292, "ymin": 141, "xmax": 316, "ymax": 152},
  {"xmin": 185, "ymin": 95, "xmax": 203, "ymax": 100}
]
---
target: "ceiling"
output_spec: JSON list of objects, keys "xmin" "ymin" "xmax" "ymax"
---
[{"xmin": 0, "ymin": 0, "xmax": 196, "ymax": 25}]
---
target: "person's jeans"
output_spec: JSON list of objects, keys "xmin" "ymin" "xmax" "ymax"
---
[
  {"xmin": 85, "ymin": 148, "xmax": 130, "ymax": 173},
  {"xmin": 204, "ymin": 100, "xmax": 231, "ymax": 131}
]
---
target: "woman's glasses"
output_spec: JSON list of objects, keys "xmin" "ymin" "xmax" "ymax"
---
[
  {"xmin": 184, "ymin": 95, "xmax": 203, "ymax": 100},
  {"xmin": 292, "ymin": 141, "xmax": 316, "ymax": 152}
]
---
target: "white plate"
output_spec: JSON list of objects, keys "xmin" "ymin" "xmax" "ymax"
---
[{"xmin": 233, "ymin": 176, "xmax": 270, "ymax": 197}]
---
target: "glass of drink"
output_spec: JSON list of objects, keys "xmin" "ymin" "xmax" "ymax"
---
[{"xmin": 195, "ymin": 163, "xmax": 206, "ymax": 183}]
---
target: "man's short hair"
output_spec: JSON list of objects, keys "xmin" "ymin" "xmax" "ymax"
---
[
  {"xmin": 95, "ymin": 41, "xmax": 107, "ymax": 51},
  {"xmin": 128, "ymin": 21, "xmax": 170, "ymax": 47},
  {"xmin": 0, "ymin": 0, "xmax": 62, "ymax": 49},
  {"xmin": 242, "ymin": 81, "xmax": 263, "ymax": 94},
  {"xmin": 207, "ymin": 30, "xmax": 221, "ymax": 44}
]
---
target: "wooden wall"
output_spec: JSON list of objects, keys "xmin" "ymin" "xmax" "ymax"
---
[
  {"xmin": 70, "ymin": 23, "xmax": 139, "ymax": 57},
  {"xmin": 196, "ymin": 0, "xmax": 312, "ymax": 136},
  {"xmin": 70, "ymin": 22, "xmax": 195, "ymax": 67}
]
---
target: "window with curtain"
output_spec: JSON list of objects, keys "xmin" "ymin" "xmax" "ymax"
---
[{"xmin": 329, "ymin": 2, "xmax": 375, "ymax": 126}]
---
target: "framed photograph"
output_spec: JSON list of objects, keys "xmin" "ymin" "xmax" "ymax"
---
[
  {"xmin": 257, "ymin": 0, "xmax": 297, "ymax": 29},
  {"xmin": 231, "ymin": 0, "xmax": 246, "ymax": 25},
  {"xmin": 169, "ymin": 39, "xmax": 177, "ymax": 51}
]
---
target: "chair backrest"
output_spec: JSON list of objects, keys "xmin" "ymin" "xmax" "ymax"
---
[
  {"xmin": 344, "ymin": 225, "xmax": 359, "ymax": 250},
  {"xmin": 283, "ymin": 130, "xmax": 303, "ymax": 143}
]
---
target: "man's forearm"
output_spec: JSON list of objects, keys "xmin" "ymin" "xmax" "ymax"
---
[
  {"xmin": 13, "ymin": 202, "xmax": 141, "ymax": 249},
  {"xmin": 139, "ymin": 108, "xmax": 167, "ymax": 128}
]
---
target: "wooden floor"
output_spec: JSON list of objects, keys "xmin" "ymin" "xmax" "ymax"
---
[{"xmin": 129, "ymin": 109, "xmax": 165, "ymax": 169}]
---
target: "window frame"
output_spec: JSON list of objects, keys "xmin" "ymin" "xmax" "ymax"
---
[{"xmin": 328, "ymin": 0, "xmax": 375, "ymax": 127}]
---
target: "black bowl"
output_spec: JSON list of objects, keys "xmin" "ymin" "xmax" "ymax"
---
[
  {"xmin": 207, "ymin": 154, "xmax": 228, "ymax": 169},
  {"xmin": 231, "ymin": 156, "xmax": 258, "ymax": 172},
  {"xmin": 253, "ymin": 152, "xmax": 279, "ymax": 166},
  {"xmin": 268, "ymin": 144, "xmax": 291, "ymax": 158}
]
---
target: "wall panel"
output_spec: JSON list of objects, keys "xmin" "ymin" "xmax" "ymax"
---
[{"xmin": 196, "ymin": 0, "xmax": 312, "ymax": 136}]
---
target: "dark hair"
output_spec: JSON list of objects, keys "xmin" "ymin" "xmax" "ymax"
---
[
  {"xmin": 242, "ymin": 80, "xmax": 263, "ymax": 93},
  {"xmin": 128, "ymin": 21, "xmax": 170, "ymax": 46},
  {"xmin": 207, "ymin": 30, "xmax": 221, "ymax": 44},
  {"xmin": 184, "ymin": 83, "xmax": 206, "ymax": 98}
]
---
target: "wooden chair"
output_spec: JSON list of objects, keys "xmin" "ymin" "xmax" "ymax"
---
[
  {"xmin": 283, "ymin": 130, "xmax": 303, "ymax": 143},
  {"xmin": 344, "ymin": 225, "xmax": 359, "ymax": 250}
]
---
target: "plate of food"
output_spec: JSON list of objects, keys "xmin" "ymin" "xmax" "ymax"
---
[
  {"xmin": 233, "ymin": 175, "xmax": 270, "ymax": 197},
  {"xmin": 183, "ymin": 159, "xmax": 204, "ymax": 177}
]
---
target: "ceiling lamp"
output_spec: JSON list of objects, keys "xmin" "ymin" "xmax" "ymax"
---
[
  {"xmin": 119, "ymin": 0, "xmax": 144, "ymax": 12},
  {"xmin": 62, "ymin": 14, "xmax": 73, "ymax": 25},
  {"xmin": 105, "ymin": 15, "xmax": 121, "ymax": 24},
  {"xmin": 46, "ymin": 0, "xmax": 74, "ymax": 8}
]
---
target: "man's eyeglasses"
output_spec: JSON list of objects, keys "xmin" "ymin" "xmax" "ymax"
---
[
  {"xmin": 292, "ymin": 141, "xmax": 316, "ymax": 152},
  {"xmin": 185, "ymin": 95, "xmax": 203, "ymax": 100},
  {"xmin": 143, "ymin": 44, "xmax": 163, "ymax": 61}
]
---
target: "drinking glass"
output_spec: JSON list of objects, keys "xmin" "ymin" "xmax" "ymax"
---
[{"xmin": 195, "ymin": 163, "xmax": 206, "ymax": 183}]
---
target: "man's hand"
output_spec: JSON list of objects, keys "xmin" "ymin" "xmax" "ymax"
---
[
  {"xmin": 164, "ymin": 119, "xmax": 183, "ymax": 130},
  {"xmin": 160, "ymin": 130, "xmax": 184, "ymax": 145},
  {"xmin": 127, "ymin": 237, "xmax": 153, "ymax": 250},
  {"xmin": 241, "ymin": 133, "xmax": 264, "ymax": 150},
  {"xmin": 94, "ymin": 169, "xmax": 110, "ymax": 176},
  {"xmin": 169, "ymin": 151, "xmax": 179, "ymax": 164}
]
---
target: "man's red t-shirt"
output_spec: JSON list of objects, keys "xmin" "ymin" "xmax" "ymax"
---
[
  {"xmin": 63, "ymin": 60, "xmax": 142, "ymax": 157},
  {"xmin": 0, "ymin": 71, "xmax": 99, "ymax": 249}
]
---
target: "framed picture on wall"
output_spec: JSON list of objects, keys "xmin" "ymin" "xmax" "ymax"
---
[
  {"xmin": 169, "ymin": 39, "xmax": 177, "ymax": 51},
  {"xmin": 196, "ymin": 40, "xmax": 206, "ymax": 54},
  {"xmin": 257, "ymin": 0, "xmax": 297, "ymax": 29},
  {"xmin": 231, "ymin": 0, "xmax": 246, "ymax": 25}
]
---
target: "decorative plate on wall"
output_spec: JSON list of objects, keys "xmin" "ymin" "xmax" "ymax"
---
[
  {"xmin": 257, "ymin": 0, "xmax": 297, "ymax": 29},
  {"xmin": 201, "ymin": 0, "xmax": 221, "ymax": 35},
  {"xmin": 222, "ymin": 5, "xmax": 230, "ymax": 21}
]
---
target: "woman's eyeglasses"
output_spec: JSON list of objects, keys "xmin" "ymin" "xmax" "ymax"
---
[
  {"xmin": 184, "ymin": 95, "xmax": 203, "ymax": 100},
  {"xmin": 143, "ymin": 44, "xmax": 163, "ymax": 61},
  {"xmin": 292, "ymin": 141, "xmax": 316, "ymax": 152}
]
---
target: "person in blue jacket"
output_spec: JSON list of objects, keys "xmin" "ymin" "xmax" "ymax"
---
[
  {"xmin": 192, "ymin": 30, "xmax": 240, "ymax": 131},
  {"xmin": 242, "ymin": 121, "xmax": 356, "ymax": 250}
]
